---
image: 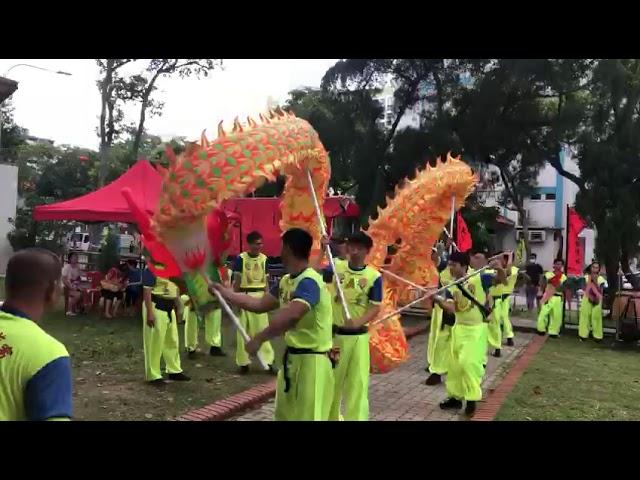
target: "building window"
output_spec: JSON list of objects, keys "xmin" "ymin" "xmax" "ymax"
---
[
  {"xmin": 530, "ymin": 194, "xmax": 542, "ymax": 201},
  {"xmin": 545, "ymin": 193, "xmax": 556, "ymax": 200}
]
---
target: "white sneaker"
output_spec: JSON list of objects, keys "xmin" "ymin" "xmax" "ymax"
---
[{"xmin": 65, "ymin": 311, "xmax": 77, "ymax": 317}]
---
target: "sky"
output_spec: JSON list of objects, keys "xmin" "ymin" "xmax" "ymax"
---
[{"xmin": 0, "ymin": 59, "xmax": 338, "ymax": 150}]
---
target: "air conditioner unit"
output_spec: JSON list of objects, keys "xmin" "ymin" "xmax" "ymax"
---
[{"xmin": 529, "ymin": 231, "xmax": 546, "ymax": 243}]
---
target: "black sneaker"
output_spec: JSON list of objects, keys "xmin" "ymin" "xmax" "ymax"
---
[
  {"xmin": 506, "ymin": 338, "xmax": 515, "ymax": 347},
  {"xmin": 209, "ymin": 346, "xmax": 226, "ymax": 357},
  {"xmin": 268, "ymin": 364, "xmax": 278, "ymax": 376},
  {"xmin": 537, "ymin": 331, "xmax": 546, "ymax": 336},
  {"xmin": 549, "ymin": 334, "xmax": 559, "ymax": 339},
  {"xmin": 187, "ymin": 349, "xmax": 197, "ymax": 359},
  {"xmin": 168, "ymin": 372, "xmax": 191, "ymax": 382},
  {"xmin": 439, "ymin": 397, "xmax": 463, "ymax": 410},
  {"xmin": 239, "ymin": 365, "xmax": 250, "ymax": 375},
  {"xmin": 465, "ymin": 400, "xmax": 477, "ymax": 416},
  {"xmin": 492, "ymin": 349, "xmax": 502, "ymax": 358},
  {"xmin": 579, "ymin": 337, "xmax": 586, "ymax": 342},
  {"xmin": 425, "ymin": 373, "xmax": 442, "ymax": 386},
  {"xmin": 148, "ymin": 378, "xmax": 167, "ymax": 387}
]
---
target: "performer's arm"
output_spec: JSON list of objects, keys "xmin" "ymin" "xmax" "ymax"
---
[
  {"xmin": 246, "ymin": 279, "xmax": 320, "ymax": 355},
  {"xmin": 349, "ymin": 276, "xmax": 383, "ymax": 328},
  {"xmin": 231, "ymin": 256, "xmax": 243, "ymax": 292},
  {"xmin": 209, "ymin": 283, "xmax": 278, "ymax": 313},
  {"xmin": 142, "ymin": 270, "xmax": 156, "ymax": 327},
  {"xmin": 433, "ymin": 291, "xmax": 456, "ymax": 315}
]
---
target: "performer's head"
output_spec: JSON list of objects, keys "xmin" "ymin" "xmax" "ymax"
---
[
  {"xmin": 553, "ymin": 258, "xmax": 564, "ymax": 273},
  {"xmin": 4, "ymin": 248, "xmax": 62, "ymax": 321},
  {"xmin": 347, "ymin": 231, "xmax": 373, "ymax": 266},
  {"xmin": 246, "ymin": 231, "xmax": 264, "ymax": 256},
  {"xmin": 528, "ymin": 253, "xmax": 537, "ymax": 264},
  {"xmin": 448, "ymin": 251, "xmax": 470, "ymax": 279},
  {"xmin": 281, "ymin": 228, "xmax": 313, "ymax": 273},
  {"xmin": 469, "ymin": 248, "xmax": 488, "ymax": 270},
  {"xmin": 331, "ymin": 236, "xmax": 347, "ymax": 259},
  {"xmin": 590, "ymin": 261, "xmax": 601, "ymax": 276},
  {"xmin": 68, "ymin": 252, "xmax": 78, "ymax": 266}
]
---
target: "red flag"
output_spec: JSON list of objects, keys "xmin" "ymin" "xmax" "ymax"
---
[
  {"xmin": 566, "ymin": 207, "xmax": 587, "ymax": 276},
  {"xmin": 456, "ymin": 211, "xmax": 473, "ymax": 252}
]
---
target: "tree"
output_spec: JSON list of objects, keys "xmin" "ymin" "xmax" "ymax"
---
[
  {"xmin": 127, "ymin": 59, "xmax": 222, "ymax": 161},
  {"xmin": 321, "ymin": 59, "xmax": 460, "ymax": 216},
  {"xmin": 566, "ymin": 60, "xmax": 640, "ymax": 291},
  {"xmin": 7, "ymin": 143, "xmax": 99, "ymax": 253},
  {"xmin": 96, "ymin": 59, "xmax": 136, "ymax": 185},
  {"xmin": 0, "ymin": 100, "xmax": 27, "ymax": 162},
  {"xmin": 98, "ymin": 231, "xmax": 120, "ymax": 273}
]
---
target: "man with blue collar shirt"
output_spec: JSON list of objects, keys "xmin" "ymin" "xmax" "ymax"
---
[
  {"xmin": 322, "ymin": 231, "xmax": 382, "ymax": 421},
  {"xmin": 0, "ymin": 248, "xmax": 73, "ymax": 421},
  {"xmin": 211, "ymin": 228, "xmax": 334, "ymax": 421}
]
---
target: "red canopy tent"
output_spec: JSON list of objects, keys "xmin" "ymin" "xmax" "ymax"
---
[
  {"xmin": 222, "ymin": 196, "xmax": 360, "ymax": 257},
  {"xmin": 32, "ymin": 160, "xmax": 357, "ymax": 257},
  {"xmin": 33, "ymin": 160, "xmax": 162, "ymax": 223}
]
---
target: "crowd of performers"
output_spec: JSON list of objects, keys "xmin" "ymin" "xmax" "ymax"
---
[{"xmin": 0, "ymin": 230, "xmax": 609, "ymax": 421}]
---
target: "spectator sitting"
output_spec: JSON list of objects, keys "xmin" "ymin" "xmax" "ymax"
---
[
  {"xmin": 101, "ymin": 263, "xmax": 127, "ymax": 318},
  {"xmin": 62, "ymin": 252, "xmax": 82, "ymax": 317}
]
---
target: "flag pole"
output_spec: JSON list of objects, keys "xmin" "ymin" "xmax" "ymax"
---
[
  {"xmin": 305, "ymin": 169, "xmax": 351, "ymax": 323},
  {"xmin": 449, "ymin": 195, "xmax": 455, "ymax": 254}
]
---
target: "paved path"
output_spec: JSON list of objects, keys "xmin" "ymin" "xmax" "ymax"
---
[{"xmin": 230, "ymin": 330, "xmax": 534, "ymax": 421}]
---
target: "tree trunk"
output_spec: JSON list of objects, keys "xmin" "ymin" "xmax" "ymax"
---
[
  {"xmin": 131, "ymin": 71, "xmax": 162, "ymax": 162},
  {"xmin": 519, "ymin": 206, "xmax": 532, "ymax": 259},
  {"xmin": 98, "ymin": 60, "xmax": 115, "ymax": 186}
]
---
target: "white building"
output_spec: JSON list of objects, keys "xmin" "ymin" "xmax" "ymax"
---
[
  {"xmin": 0, "ymin": 164, "xmax": 18, "ymax": 274},
  {"xmin": 476, "ymin": 145, "xmax": 595, "ymax": 270},
  {"xmin": 373, "ymin": 77, "xmax": 431, "ymax": 132}
]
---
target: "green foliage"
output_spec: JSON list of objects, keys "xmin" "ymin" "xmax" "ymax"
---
[
  {"xmin": 0, "ymin": 100, "xmax": 27, "ymax": 161},
  {"xmin": 98, "ymin": 231, "xmax": 120, "ymax": 273}
]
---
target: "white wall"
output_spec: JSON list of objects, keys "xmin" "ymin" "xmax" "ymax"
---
[{"xmin": 0, "ymin": 165, "xmax": 18, "ymax": 274}]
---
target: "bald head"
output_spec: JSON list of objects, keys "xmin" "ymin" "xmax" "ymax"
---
[{"xmin": 5, "ymin": 248, "xmax": 62, "ymax": 303}]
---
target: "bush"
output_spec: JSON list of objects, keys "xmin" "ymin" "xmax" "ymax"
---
[{"xmin": 98, "ymin": 231, "xmax": 120, "ymax": 273}]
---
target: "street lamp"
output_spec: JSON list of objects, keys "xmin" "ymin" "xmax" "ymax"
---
[
  {"xmin": 0, "ymin": 63, "xmax": 72, "ymax": 159},
  {"xmin": 3, "ymin": 63, "xmax": 72, "ymax": 77}
]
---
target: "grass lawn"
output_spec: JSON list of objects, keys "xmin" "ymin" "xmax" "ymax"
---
[
  {"xmin": 40, "ymin": 308, "xmax": 284, "ymax": 421},
  {"xmin": 495, "ymin": 335, "xmax": 640, "ymax": 421}
]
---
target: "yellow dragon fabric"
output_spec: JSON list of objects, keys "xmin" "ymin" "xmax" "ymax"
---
[{"xmin": 366, "ymin": 154, "xmax": 476, "ymax": 373}]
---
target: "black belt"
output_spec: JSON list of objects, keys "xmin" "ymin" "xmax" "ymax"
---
[
  {"xmin": 333, "ymin": 325, "xmax": 368, "ymax": 335},
  {"xmin": 151, "ymin": 294, "xmax": 176, "ymax": 318},
  {"xmin": 282, "ymin": 347, "xmax": 333, "ymax": 393},
  {"xmin": 240, "ymin": 287, "xmax": 265, "ymax": 293},
  {"xmin": 501, "ymin": 294, "xmax": 512, "ymax": 300},
  {"xmin": 554, "ymin": 293, "xmax": 564, "ymax": 298}
]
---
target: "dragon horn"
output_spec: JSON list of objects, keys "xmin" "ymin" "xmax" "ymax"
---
[
  {"xmin": 274, "ymin": 106, "xmax": 285, "ymax": 117},
  {"xmin": 268, "ymin": 109, "xmax": 277, "ymax": 119},
  {"xmin": 259, "ymin": 113, "xmax": 270, "ymax": 124},
  {"xmin": 200, "ymin": 129, "xmax": 209, "ymax": 147},
  {"xmin": 218, "ymin": 120, "xmax": 226, "ymax": 138},
  {"xmin": 232, "ymin": 117, "xmax": 243, "ymax": 133},
  {"xmin": 247, "ymin": 116, "xmax": 257, "ymax": 128}
]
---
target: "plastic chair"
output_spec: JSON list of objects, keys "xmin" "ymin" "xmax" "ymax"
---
[{"xmin": 84, "ymin": 271, "xmax": 104, "ymax": 311}]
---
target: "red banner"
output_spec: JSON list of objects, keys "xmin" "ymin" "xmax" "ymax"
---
[
  {"xmin": 456, "ymin": 211, "xmax": 473, "ymax": 252},
  {"xmin": 566, "ymin": 207, "xmax": 587, "ymax": 276}
]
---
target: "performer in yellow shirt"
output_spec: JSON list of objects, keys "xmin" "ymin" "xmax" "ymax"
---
[
  {"xmin": 211, "ymin": 228, "xmax": 334, "ymax": 421},
  {"xmin": 232, "ymin": 231, "xmax": 276, "ymax": 374},
  {"xmin": 322, "ymin": 232, "xmax": 382, "ymax": 421},
  {"xmin": 579, "ymin": 261, "xmax": 606, "ymax": 342}
]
